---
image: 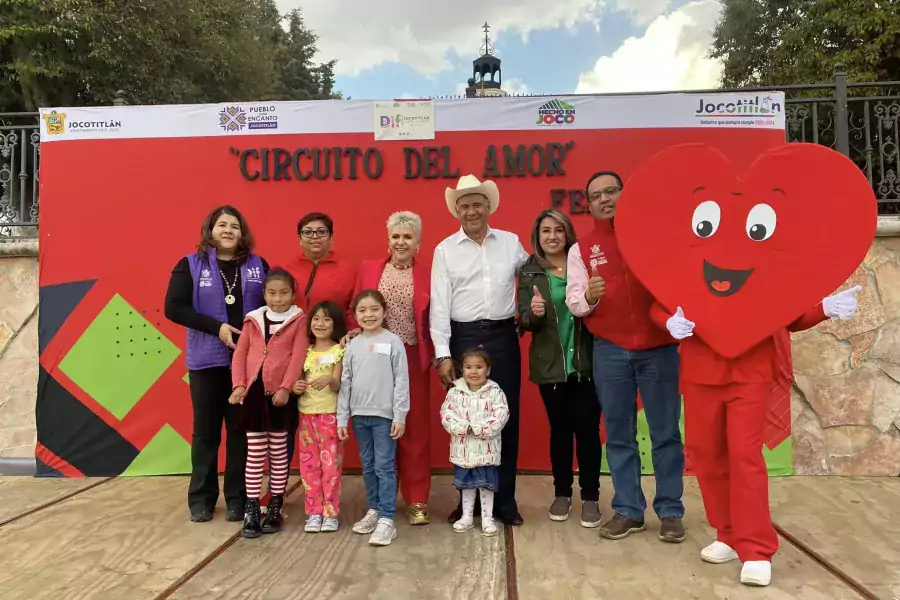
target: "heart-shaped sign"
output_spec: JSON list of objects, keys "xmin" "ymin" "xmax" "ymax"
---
[{"xmin": 615, "ymin": 142, "xmax": 877, "ymax": 358}]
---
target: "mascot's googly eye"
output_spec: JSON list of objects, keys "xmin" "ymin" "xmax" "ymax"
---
[
  {"xmin": 691, "ymin": 201, "xmax": 721, "ymax": 238},
  {"xmin": 746, "ymin": 204, "xmax": 777, "ymax": 241}
]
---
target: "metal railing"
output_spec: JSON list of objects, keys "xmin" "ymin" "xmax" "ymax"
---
[{"xmin": 2, "ymin": 66, "xmax": 898, "ymax": 238}]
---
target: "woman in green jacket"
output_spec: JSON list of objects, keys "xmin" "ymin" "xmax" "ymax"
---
[{"xmin": 518, "ymin": 209, "xmax": 602, "ymax": 528}]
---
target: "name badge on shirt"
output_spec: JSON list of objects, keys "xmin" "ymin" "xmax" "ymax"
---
[
  {"xmin": 316, "ymin": 354, "xmax": 335, "ymax": 366},
  {"xmin": 373, "ymin": 343, "xmax": 392, "ymax": 356}
]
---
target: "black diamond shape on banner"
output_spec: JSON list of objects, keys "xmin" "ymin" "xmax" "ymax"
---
[
  {"xmin": 38, "ymin": 280, "xmax": 96, "ymax": 354},
  {"xmin": 36, "ymin": 366, "xmax": 139, "ymax": 476},
  {"xmin": 35, "ymin": 458, "xmax": 62, "ymax": 478}
]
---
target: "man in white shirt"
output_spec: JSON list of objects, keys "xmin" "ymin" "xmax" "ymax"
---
[{"xmin": 431, "ymin": 174, "xmax": 529, "ymax": 526}]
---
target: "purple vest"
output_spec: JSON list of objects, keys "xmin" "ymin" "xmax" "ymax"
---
[{"xmin": 185, "ymin": 247, "xmax": 265, "ymax": 370}]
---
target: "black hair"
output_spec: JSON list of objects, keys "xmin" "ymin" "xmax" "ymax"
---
[
  {"xmin": 297, "ymin": 212, "xmax": 334, "ymax": 236},
  {"xmin": 461, "ymin": 348, "xmax": 491, "ymax": 368},
  {"xmin": 264, "ymin": 267, "xmax": 295, "ymax": 291},
  {"xmin": 307, "ymin": 300, "xmax": 348, "ymax": 344},
  {"xmin": 352, "ymin": 289, "xmax": 387, "ymax": 312},
  {"xmin": 584, "ymin": 170, "xmax": 624, "ymax": 195}
]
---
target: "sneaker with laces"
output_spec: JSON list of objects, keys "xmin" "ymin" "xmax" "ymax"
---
[
  {"xmin": 320, "ymin": 517, "xmax": 340, "ymax": 532},
  {"xmin": 304, "ymin": 515, "xmax": 323, "ymax": 533},
  {"xmin": 548, "ymin": 497, "xmax": 571, "ymax": 522},
  {"xmin": 352, "ymin": 509, "xmax": 380, "ymax": 534},
  {"xmin": 481, "ymin": 516, "xmax": 499, "ymax": 537},
  {"xmin": 659, "ymin": 516, "xmax": 685, "ymax": 543},
  {"xmin": 701, "ymin": 540, "xmax": 738, "ymax": 564},
  {"xmin": 453, "ymin": 516, "xmax": 474, "ymax": 533},
  {"xmin": 599, "ymin": 512, "xmax": 646, "ymax": 540},
  {"xmin": 368, "ymin": 518, "xmax": 397, "ymax": 546},
  {"xmin": 580, "ymin": 501, "xmax": 602, "ymax": 528}
]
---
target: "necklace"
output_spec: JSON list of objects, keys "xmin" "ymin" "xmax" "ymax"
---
[
  {"xmin": 390, "ymin": 258, "xmax": 413, "ymax": 270},
  {"xmin": 219, "ymin": 263, "xmax": 239, "ymax": 305}
]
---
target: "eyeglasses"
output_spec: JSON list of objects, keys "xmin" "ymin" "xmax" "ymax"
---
[
  {"xmin": 300, "ymin": 228, "xmax": 330, "ymax": 239},
  {"xmin": 588, "ymin": 186, "xmax": 622, "ymax": 202}
]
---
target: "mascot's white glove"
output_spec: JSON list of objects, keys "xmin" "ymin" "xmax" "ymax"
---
[
  {"xmin": 666, "ymin": 306, "xmax": 695, "ymax": 340},
  {"xmin": 822, "ymin": 285, "xmax": 862, "ymax": 320}
]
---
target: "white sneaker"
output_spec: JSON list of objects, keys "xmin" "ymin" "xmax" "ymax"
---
[
  {"xmin": 481, "ymin": 516, "xmax": 499, "ymax": 537},
  {"xmin": 741, "ymin": 561, "xmax": 772, "ymax": 586},
  {"xmin": 368, "ymin": 518, "xmax": 397, "ymax": 546},
  {"xmin": 304, "ymin": 515, "xmax": 323, "ymax": 533},
  {"xmin": 352, "ymin": 509, "xmax": 380, "ymax": 534},
  {"xmin": 321, "ymin": 517, "xmax": 340, "ymax": 533},
  {"xmin": 701, "ymin": 541, "xmax": 738, "ymax": 564},
  {"xmin": 453, "ymin": 516, "xmax": 474, "ymax": 533}
]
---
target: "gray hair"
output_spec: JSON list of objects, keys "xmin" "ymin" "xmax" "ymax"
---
[{"xmin": 386, "ymin": 211, "xmax": 422, "ymax": 240}]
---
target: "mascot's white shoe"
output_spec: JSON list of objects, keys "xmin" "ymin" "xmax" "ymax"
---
[
  {"xmin": 701, "ymin": 541, "xmax": 738, "ymax": 564},
  {"xmin": 741, "ymin": 561, "xmax": 772, "ymax": 586}
]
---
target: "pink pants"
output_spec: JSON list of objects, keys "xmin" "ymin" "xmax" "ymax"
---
[{"xmin": 297, "ymin": 413, "xmax": 344, "ymax": 517}]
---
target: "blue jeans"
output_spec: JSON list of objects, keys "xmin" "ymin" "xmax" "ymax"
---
[
  {"xmin": 593, "ymin": 338, "xmax": 684, "ymax": 521},
  {"xmin": 352, "ymin": 416, "xmax": 397, "ymax": 519}
]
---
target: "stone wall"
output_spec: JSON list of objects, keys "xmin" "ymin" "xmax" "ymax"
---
[
  {"xmin": 0, "ymin": 241, "xmax": 38, "ymax": 458},
  {"xmin": 792, "ymin": 220, "xmax": 900, "ymax": 476}
]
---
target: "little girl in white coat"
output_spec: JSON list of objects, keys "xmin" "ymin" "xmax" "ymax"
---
[{"xmin": 440, "ymin": 348, "xmax": 510, "ymax": 536}]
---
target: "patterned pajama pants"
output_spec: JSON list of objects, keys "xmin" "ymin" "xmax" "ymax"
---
[{"xmin": 297, "ymin": 413, "xmax": 344, "ymax": 517}]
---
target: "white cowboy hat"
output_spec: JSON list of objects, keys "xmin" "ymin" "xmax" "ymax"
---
[{"xmin": 444, "ymin": 175, "xmax": 500, "ymax": 217}]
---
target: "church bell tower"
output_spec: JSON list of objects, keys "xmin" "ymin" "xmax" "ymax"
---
[{"xmin": 465, "ymin": 22, "xmax": 505, "ymax": 98}]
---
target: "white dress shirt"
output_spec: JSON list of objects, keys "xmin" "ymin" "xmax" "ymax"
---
[{"xmin": 430, "ymin": 227, "xmax": 529, "ymax": 358}]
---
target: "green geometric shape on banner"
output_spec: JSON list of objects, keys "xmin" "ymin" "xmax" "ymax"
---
[
  {"xmin": 183, "ymin": 372, "xmax": 190, "ymax": 385},
  {"xmin": 121, "ymin": 424, "xmax": 191, "ymax": 476},
  {"xmin": 59, "ymin": 293, "xmax": 181, "ymax": 420},
  {"xmin": 763, "ymin": 436, "xmax": 793, "ymax": 476}
]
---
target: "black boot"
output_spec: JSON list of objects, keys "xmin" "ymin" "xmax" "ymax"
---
[
  {"xmin": 242, "ymin": 498, "xmax": 262, "ymax": 538},
  {"xmin": 261, "ymin": 494, "xmax": 284, "ymax": 534}
]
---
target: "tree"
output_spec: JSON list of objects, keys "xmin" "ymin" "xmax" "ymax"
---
[
  {"xmin": 267, "ymin": 8, "xmax": 341, "ymax": 101},
  {"xmin": 710, "ymin": 0, "xmax": 900, "ymax": 87},
  {"xmin": 0, "ymin": 0, "xmax": 340, "ymax": 111}
]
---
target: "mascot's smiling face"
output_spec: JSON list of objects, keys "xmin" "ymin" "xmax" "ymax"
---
[{"xmin": 614, "ymin": 142, "xmax": 877, "ymax": 358}]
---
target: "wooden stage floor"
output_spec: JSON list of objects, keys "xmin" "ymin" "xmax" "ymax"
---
[{"xmin": 0, "ymin": 474, "xmax": 896, "ymax": 599}]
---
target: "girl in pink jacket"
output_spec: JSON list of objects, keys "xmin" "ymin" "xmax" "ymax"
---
[{"xmin": 229, "ymin": 268, "xmax": 309, "ymax": 538}]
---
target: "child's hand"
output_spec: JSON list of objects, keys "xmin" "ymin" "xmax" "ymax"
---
[
  {"xmin": 272, "ymin": 389, "xmax": 290, "ymax": 407},
  {"xmin": 308, "ymin": 375, "xmax": 332, "ymax": 390},
  {"xmin": 228, "ymin": 387, "xmax": 245, "ymax": 405},
  {"xmin": 390, "ymin": 422, "xmax": 406, "ymax": 439},
  {"xmin": 292, "ymin": 380, "xmax": 308, "ymax": 395},
  {"xmin": 337, "ymin": 427, "xmax": 349, "ymax": 441}
]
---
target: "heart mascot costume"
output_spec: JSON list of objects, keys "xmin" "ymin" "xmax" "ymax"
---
[{"xmin": 615, "ymin": 143, "xmax": 877, "ymax": 587}]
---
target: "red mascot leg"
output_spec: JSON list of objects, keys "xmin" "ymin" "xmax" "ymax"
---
[
  {"xmin": 396, "ymin": 346, "xmax": 432, "ymax": 508},
  {"xmin": 683, "ymin": 383, "xmax": 733, "ymax": 547},
  {"xmin": 726, "ymin": 383, "xmax": 779, "ymax": 562}
]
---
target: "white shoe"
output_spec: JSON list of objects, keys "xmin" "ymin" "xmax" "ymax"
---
[
  {"xmin": 352, "ymin": 509, "xmax": 380, "ymax": 534},
  {"xmin": 741, "ymin": 561, "xmax": 772, "ymax": 586},
  {"xmin": 481, "ymin": 516, "xmax": 499, "ymax": 537},
  {"xmin": 453, "ymin": 516, "xmax": 475, "ymax": 533},
  {"xmin": 304, "ymin": 515, "xmax": 323, "ymax": 533},
  {"xmin": 368, "ymin": 518, "xmax": 397, "ymax": 546},
  {"xmin": 701, "ymin": 541, "xmax": 738, "ymax": 564},
  {"xmin": 320, "ymin": 517, "xmax": 340, "ymax": 532}
]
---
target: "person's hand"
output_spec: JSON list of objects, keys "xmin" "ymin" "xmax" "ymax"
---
[
  {"xmin": 823, "ymin": 285, "xmax": 862, "ymax": 320},
  {"xmin": 337, "ymin": 427, "xmax": 349, "ymax": 441},
  {"xmin": 292, "ymin": 380, "xmax": 308, "ymax": 395},
  {"xmin": 584, "ymin": 265, "xmax": 606, "ymax": 304},
  {"xmin": 340, "ymin": 328, "xmax": 362, "ymax": 347},
  {"xmin": 390, "ymin": 422, "xmax": 406, "ymax": 439},
  {"xmin": 437, "ymin": 359, "xmax": 454, "ymax": 388},
  {"xmin": 219, "ymin": 323, "xmax": 241, "ymax": 349},
  {"xmin": 666, "ymin": 306, "xmax": 695, "ymax": 340},
  {"xmin": 228, "ymin": 387, "xmax": 245, "ymax": 405},
  {"xmin": 272, "ymin": 388, "xmax": 290, "ymax": 407},
  {"xmin": 530, "ymin": 285, "xmax": 546, "ymax": 317},
  {"xmin": 309, "ymin": 375, "xmax": 332, "ymax": 390}
]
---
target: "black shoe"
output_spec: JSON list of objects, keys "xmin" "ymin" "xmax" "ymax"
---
[
  {"xmin": 226, "ymin": 505, "xmax": 243, "ymax": 522},
  {"xmin": 190, "ymin": 508, "xmax": 213, "ymax": 523},
  {"xmin": 242, "ymin": 499, "xmax": 262, "ymax": 538},
  {"xmin": 261, "ymin": 495, "xmax": 284, "ymax": 534},
  {"xmin": 496, "ymin": 509, "xmax": 524, "ymax": 526}
]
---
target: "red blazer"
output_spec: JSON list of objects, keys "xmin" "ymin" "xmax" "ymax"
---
[
  {"xmin": 353, "ymin": 257, "xmax": 433, "ymax": 372},
  {"xmin": 231, "ymin": 307, "xmax": 309, "ymax": 394}
]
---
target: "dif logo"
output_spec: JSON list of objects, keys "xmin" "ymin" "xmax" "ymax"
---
[
  {"xmin": 536, "ymin": 99, "xmax": 576, "ymax": 126},
  {"xmin": 380, "ymin": 114, "xmax": 402, "ymax": 128}
]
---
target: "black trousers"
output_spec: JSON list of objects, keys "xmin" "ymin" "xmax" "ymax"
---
[
  {"xmin": 188, "ymin": 367, "xmax": 247, "ymax": 513},
  {"xmin": 450, "ymin": 318, "xmax": 521, "ymax": 516},
  {"xmin": 538, "ymin": 376, "xmax": 602, "ymax": 501}
]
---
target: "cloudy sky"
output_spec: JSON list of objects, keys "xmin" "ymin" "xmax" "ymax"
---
[{"xmin": 274, "ymin": 0, "xmax": 724, "ymax": 99}]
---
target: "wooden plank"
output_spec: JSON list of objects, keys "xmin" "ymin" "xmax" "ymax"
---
[
  {"xmin": 514, "ymin": 476, "xmax": 859, "ymax": 600},
  {"xmin": 0, "ymin": 477, "xmax": 240, "ymax": 600},
  {"xmin": 0, "ymin": 476, "xmax": 108, "ymax": 523},
  {"xmin": 171, "ymin": 476, "xmax": 507, "ymax": 600},
  {"xmin": 770, "ymin": 477, "xmax": 900, "ymax": 600}
]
